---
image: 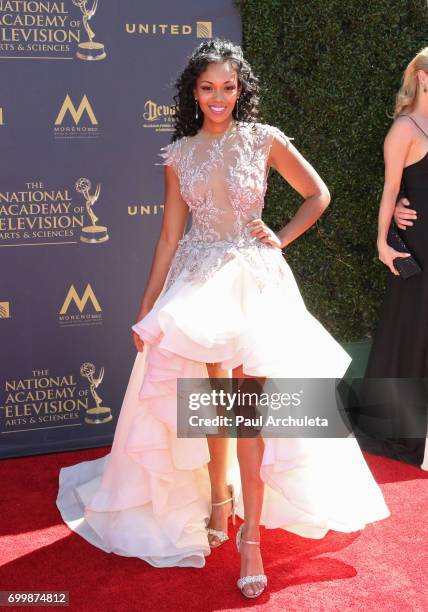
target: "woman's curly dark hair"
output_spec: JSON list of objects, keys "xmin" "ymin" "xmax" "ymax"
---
[{"xmin": 170, "ymin": 37, "xmax": 261, "ymax": 142}]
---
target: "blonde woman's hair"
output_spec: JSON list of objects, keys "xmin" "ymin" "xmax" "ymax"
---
[{"xmin": 394, "ymin": 47, "xmax": 428, "ymax": 117}]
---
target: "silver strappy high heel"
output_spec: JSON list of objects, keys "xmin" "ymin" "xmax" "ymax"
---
[
  {"xmin": 206, "ymin": 484, "xmax": 236, "ymax": 548},
  {"xmin": 236, "ymin": 523, "xmax": 268, "ymax": 598}
]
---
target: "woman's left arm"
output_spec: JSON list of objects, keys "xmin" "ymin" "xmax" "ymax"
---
[{"xmin": 248, "ymin": 135, "xmax": 330, "ymax": 249}]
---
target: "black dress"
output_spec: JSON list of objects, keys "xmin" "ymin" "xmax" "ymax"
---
[{"xmin": 357, "ymin": 116, "xmax": 428, "ymax": 467}]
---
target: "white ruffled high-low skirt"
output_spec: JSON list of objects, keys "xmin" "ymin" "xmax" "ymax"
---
[{"xmin": 56, "ymin": 239, "xmax": 390, "ymax": 568}]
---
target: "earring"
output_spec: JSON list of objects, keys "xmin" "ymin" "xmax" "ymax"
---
[
  {"xmin": 195, "ymin": 98, "xmax": 199, "ymax": 119},
  {"xmin": 235, "ymin": 96, "xmax": 240, "ymax": 119}
]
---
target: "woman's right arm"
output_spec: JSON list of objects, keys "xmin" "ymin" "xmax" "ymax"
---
[
  {"xmin": 377, "ymin": 118, "xmax": 413, "ymax": 275},
  {"xmin": 134, "ymin": 163, "xmax": 189, "ymax": 324}
]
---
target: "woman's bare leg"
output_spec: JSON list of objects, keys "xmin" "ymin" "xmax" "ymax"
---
[
  {"xmin": 206, "ymin": 361, "xmax": 232, "ymax": 546},
  {"xmin": 233, "ymin": 363, "xmax": 266, "ymax": 597}
]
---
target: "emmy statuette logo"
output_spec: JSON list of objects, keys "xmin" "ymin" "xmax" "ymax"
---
[
  {"xmin": 0, "ymin": 302, "xmax": 10, "ymax": 318},
  {"xmin": 0, "ymin": 108, "xmax": 4, "ymax": 126},
  {"xmin": 80, "ymin": 362, "xmax": 112, "ymax": 424},
  {"xmin": 73, "ymin": 0, "xmax": 107, "ymax": 61},
  {"xmin": 75, "ymin": 178, "xmax": 109, "ymax": 243}
]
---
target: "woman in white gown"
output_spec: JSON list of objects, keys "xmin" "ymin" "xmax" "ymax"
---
[{"xmin": 56, "ymin": 38, "xmax": 390, "ymax": 599}]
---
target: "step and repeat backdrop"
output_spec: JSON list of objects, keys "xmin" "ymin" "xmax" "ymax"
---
[{"xmin": 0, "ymin": 1, "xmax": 242, "ymax": 458}]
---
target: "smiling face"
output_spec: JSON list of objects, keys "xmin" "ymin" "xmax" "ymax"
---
[{"xmin": 193, "ymin": 60, "xmax": 241, "ymax": 128}]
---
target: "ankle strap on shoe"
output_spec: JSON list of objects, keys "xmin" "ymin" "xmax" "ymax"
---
[
  {"xmin": 211, "ymin": 496, "xmax": 232, "ymax": 507},
  {"xmin": 240, "ymin": 538, "xmax": 260, "ymax": 545}
]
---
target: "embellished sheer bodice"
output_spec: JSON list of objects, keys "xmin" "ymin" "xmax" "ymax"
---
[
  {"xmin": 157, "ymin": 120, "xmax": 291, "ymax": 292},
  {"xmin": 158, "ymin": 120, "xmax": 288, "ymax": 242}
]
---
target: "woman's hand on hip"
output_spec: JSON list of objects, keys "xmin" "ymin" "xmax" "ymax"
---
[
  {"xmin": 394, "ymin": 197, "xmax": 417, "ymax": 230},
  {"xmin": 246, "ymin": 218, "xmax": 282, "ymax": 250}
]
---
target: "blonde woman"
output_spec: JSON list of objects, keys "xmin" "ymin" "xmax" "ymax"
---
[{"xmin": 363, "ymin": 47, "xmax": 428, "ymax": 469}]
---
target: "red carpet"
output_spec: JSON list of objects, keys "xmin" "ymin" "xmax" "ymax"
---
[{"xmin": 0, "ymin": 447, "xmax": 427, "ymax": 611}]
